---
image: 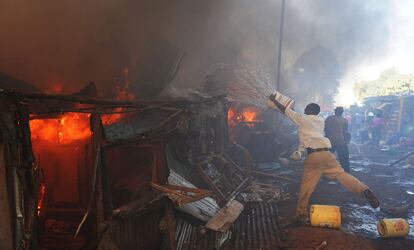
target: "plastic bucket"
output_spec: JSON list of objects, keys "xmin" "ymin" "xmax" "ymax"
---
[
  {"xmin": 310, "ymin": 205, "xmax": 341, "ymax": 229},
  {"xmin": 267, "ymin": 91, "xmax": 295, "ymax": 112},
  {"xmin": 290, "ymin": 150, "xmax": 302, "ymax": 161},
  {"xmin": 377, "ymin": 218, "xmax": 409, "ymax": 238}
]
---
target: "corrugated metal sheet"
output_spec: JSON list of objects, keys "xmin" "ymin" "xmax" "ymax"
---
[
  {"xmin": 168, "ymin": 170, "xmax": 219, "ymax": 222},
  {"xmin": 175, "ymin": 218, "xmax": 231, "ymax": 250},
  {"xmin": 229, "ymin": 202, "xmax": 285, "ymax": 250},
  {"xmin": 111, "ymin": 206, "xmax": 165, "ymax": 250},
  {"xmin": 174, "ymin": 202, "xmax": 285, "ymax": 250}
]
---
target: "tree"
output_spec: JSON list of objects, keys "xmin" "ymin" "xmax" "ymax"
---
[{"xmin": 353, "ymin": 68, "xmax": 414, "ymax": 102}]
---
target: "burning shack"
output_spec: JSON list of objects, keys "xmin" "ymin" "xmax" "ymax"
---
[{"xmin": 0, "ymin": 84, "xmax": 288, "ymax": 250}]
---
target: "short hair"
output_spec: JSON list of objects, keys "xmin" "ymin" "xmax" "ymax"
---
[
  {"xmin": 335, "ymin": 107, "xmax": 344, "ymax": 115},
  {"xmin": 305, "ymin": 103, "xmax": 320, "ymax": 115}
]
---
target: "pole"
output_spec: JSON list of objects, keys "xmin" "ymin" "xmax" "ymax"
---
[{"xmin": 276, "ymin": 0, "xmax": 286, "ymax": 91}]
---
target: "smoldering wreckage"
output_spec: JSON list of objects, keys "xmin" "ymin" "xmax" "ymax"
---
[
  {"xmin": 0, "ymin": 38, "xmax": 291, "ymax": 250},
  {"xmin": 1, "ymin": 38, "xmax": 414, "ymax": 250}
]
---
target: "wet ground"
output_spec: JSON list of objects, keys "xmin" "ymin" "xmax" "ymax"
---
[{"xmin": 269, "ymin": 145, "xmax": 414, "ymax": 249}]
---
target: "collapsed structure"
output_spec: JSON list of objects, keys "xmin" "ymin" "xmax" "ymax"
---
[{"xmin": 0, "ymin": 85, "xmax": 291, "ymax": 250}]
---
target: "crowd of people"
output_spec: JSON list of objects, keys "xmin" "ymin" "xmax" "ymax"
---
[{"xmin": 345, "ymin": 105, "xmax": 414, "ymax": 149}]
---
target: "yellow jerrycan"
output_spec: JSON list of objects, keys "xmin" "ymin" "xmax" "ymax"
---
[
  {"xmin": 377, "ymin": 218, "xmax": 410, "ymax": 238},
  {"xmin": 310, "ymin": 205, "xmax": 341, "ymax": 229}
]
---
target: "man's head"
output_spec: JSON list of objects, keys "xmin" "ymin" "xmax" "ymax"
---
[
  {"xmin": 335, "ymin": 107, "xmax": 344, "ymax": 116},
  {"xmin": 304, "ymin": 103, "xmax": 320, "ymax": 115}
]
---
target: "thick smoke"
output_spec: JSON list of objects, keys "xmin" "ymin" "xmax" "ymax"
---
[{"xmin": 0, "ymin": 0, "xmax": 390, "ymax": 103}]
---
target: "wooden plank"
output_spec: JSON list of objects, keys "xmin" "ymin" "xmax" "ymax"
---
[
  {"xmin": 92, "ymin": 114, "xmax": 105, "ymax": 238},
  {"xmin": 0, "ymin": 143, "xmax": 14, "ymax": 250},
  {"xmin": 164, "ymin": 201, "xmax": 176, "ymax": 250}
]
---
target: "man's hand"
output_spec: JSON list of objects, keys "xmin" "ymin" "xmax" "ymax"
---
[{"xmin": 269, "ymin": 93, "xmax": 287, "ymax": 113}]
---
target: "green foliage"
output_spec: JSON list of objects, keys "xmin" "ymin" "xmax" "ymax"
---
[{"xmin": 353, "ymin": 68, "xmax": 414, "ymax": 101}]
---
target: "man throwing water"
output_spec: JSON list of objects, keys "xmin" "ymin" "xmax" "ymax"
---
[{"xmin": 268, "ymin": 92, "xmax": 379, "ymax": 223}]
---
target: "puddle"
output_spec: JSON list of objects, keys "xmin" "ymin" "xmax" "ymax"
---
[
  {"xmin": 341, "ymin": 203, "xmax": 414, "ymax": 239},
  {"xmin": 398, "ymin": 164, "xmax": 414, "ymax": 170},
  {"xmin": 341, "ymin": 204, "xmax": 380, "ymax": 237},
  {"xmin": 352, "ymin": 166, "xmax": 368, "ymax": 172},
  {"xmin": 391, "ymin": 180, "xmax": 414, "ymax": 187},
  {"xmin": 372, "ymin": 174, "xmax": 394, "ymax": 178}
]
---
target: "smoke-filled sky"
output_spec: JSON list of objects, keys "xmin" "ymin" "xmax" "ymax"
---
[
  {"xmin": 336, "ymin": 0, "xmax": 414, "ymax": 106},
  {"xmin": 0, "ymin": 0, "xmax": 410, "ymax": 105}
]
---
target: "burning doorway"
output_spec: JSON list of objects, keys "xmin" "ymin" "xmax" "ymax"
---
[{"xmin": 30, "ymin": 112, "xmax": 94, "ymax": 248}]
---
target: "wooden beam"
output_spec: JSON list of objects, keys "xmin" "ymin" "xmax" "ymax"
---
[
  {"xmin": 0, "ymin": 143, "xmax": 14, "ymax": 250},
  {"xmin": 0, "ymin": 88, "xmax": 226, "ymax": 107}
]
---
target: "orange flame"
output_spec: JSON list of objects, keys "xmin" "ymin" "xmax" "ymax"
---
[
  {"xmin": 101, "ymin": 108, "xmax": 125, "ymax": 125},
  {"xmin": 45, "ymin": 82, "xmax": 63, "ymax": 94},
  {"xmin": 242, "ymin": 109, "xmax": 258, "ymax": 123},
  {"xmin": 227, "ymin": 106, "xmax": 260, "ymax": 129},
  {"xmin": 101, "ymin": 70, "xmax": 135, "ymax": 125},
  {"xmin": 37, "ymin": 183, "xmax": 46, "ymax": 216},
  {"xmin": 30, "ymin": 113, "xmax": 92, "ymax": 144},
  {"xmin": 228, "ymin": 108, "xmax": 236, "ymax": 127}
]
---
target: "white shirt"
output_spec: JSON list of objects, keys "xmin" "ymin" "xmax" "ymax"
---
[{"xmin": 284, "ymin": 108, "xmax": 332, "ymax": 151}]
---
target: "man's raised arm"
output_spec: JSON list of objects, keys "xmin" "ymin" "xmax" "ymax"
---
[
  {"xmin": 268, "ymin": 93, "xmax": 303, "ymax": 126},
  {"xmin": 269, "ymin": 92, "xmax": 287, "ymax": 113}
]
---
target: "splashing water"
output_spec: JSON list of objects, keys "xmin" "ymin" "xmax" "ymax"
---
[{"xmin": 203, "ymin": 63, "xmax": 276, "ymax": 107}]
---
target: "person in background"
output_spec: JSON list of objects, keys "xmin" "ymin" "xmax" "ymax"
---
[
  {"xmin": 268, "ymin": 93, "xmax": 379, "ymax": 224},
  {"xmin": 324, "ymin": 107, "xmax": 351, "ymax": 173},
  {"xmin": 371, "ymin": 111, "xmax": 385, "ymax": 148}
]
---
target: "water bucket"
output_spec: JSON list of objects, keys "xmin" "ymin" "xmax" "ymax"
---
[
  {"xmin": 267, "ymin": 91, "xmax": 295, "ymax": 112},
  {"xmin": 377, "ymin": 218, "xmax": 410, "ymax": 238},
  {"xmin": 310, "ymin": 205, "xmax": 341, "ymax": 229}
]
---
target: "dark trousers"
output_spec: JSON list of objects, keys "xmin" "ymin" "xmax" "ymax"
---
[{"xmin": 331, "ymin": 144, "xmax": 350, "ymax": 173}]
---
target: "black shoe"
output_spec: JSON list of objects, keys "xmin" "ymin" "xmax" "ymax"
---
[
  {"xmin": 364, "ymin": 189, "xmax": 380, "ymax": 208},
  {"xmin": 285, "ymin": 215, "xmax": 309, "ymax": 229},
  {"xmin": 294, "ymin": 215, "xmax": 309, "ymax": 225}
]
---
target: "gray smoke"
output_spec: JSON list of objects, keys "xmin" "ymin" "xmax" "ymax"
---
[{"xmin": 0, "ymin": 0, "xmax": 391, "ymax": 102}]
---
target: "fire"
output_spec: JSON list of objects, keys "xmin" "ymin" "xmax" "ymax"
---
[
  {"xmin": 228, "ymin": 106, "xmax": 259, "ymax": 127},
  {"xmin": 101, "ymin": 108, "xmax": 124, "ymax": 125},
  {"xmin": 30, "ymin": 113, "xmax": 92, "ymax": 144},
  {"xmin": 242, "ymin": 109, "xmax": 258, "ymax": 123},
  {"xmin": 45, "ymin": 82, "xmax": 63, "ymax": 94},
  {"xmin": 101, "ymin": 68, "xmax": 135, "ymax": 125},
  {"xmin": 101, "ymin": 88, "xmax": 135, "ymax": 125},
  {"xmin": 228, "ymin": 108, "xmax": 237, "ymax": 127},
  {"xmin": 37, "ymin": 183, "xmax": 46, "ymax": 216}
]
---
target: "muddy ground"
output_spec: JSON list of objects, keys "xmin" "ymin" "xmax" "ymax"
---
[{"xmin": 271, "ymin": 145, "xmax": 414, "ymax": 249}]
